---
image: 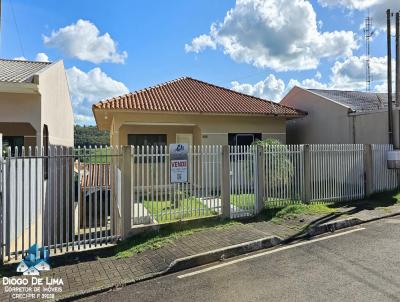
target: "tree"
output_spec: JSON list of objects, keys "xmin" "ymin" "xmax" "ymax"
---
[
  {"xmin": 74, "ymin": 125, "xmax": 110, "ymax": 147},
  {"xmin": 253, "ymin": 138, "xmax": 296, "ymax": 199}
]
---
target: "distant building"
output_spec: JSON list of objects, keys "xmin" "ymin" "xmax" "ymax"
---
[
  {"xmin": 0, "ymin": 58, "xmax": 74, "ymax": 151},
  {"xmin": 280, "ymin": 86, "xmax": 391, "ymax": 144},
  {"xmin": 93, "ymin": 77, "xmax": 304, "ymax": 146}
]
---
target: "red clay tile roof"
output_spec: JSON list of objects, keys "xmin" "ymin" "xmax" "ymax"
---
[{"xmin": 93, "ymin": 77, "xmax": 304, "ymax": 117}]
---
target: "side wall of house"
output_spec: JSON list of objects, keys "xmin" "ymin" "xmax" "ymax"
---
[
  {"xmin": 281, "ymin": 87, "xmax": 352, "ymax": 144},
  {"xmin": 38, "ymin": 61, "xmax": 74, "ymax": 147},
  {"xmin": 0, "ymin": 92, "xmax": 41, "ymax": 148},
  {"xmin": 353, "ymin": 111, "xmax": 389, "ymax": 144},
  {"xmin": 107, "ymin": 112, "xmax": 287, "ymax": 146}
]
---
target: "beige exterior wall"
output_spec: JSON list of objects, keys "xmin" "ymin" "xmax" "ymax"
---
[
  {"xmin": 0, "ymin": 60, "xmax": 74, "ymax": 148},
  {"xmin": 352, "ymin": 111, "xmax": 389, "ymax": 144},
  {"xmin": 281, "ymin": 87, "xmax": 390, "ymax": 144},
  {"xmin": 281, "ymin": 87, "xmax": 353, "ymax": 144},
  {"xmin": 0, "ymin": 92, "xmax": 42, "ymax": 147},
  {"xmin": 96, "ymin": 111, "xmax": 287, "ymax": 146},
  {"xmin": 38, "ymin": 61, "xmax": 74, "ymax": 147}
]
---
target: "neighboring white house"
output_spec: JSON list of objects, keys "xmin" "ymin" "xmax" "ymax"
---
[
  {"xmin": 0, "ymin": 58, "xmax": 74, "ymax": 152},
  {"xmin": 0, "ymin": 59, "xmax": 74, "ymax": 256},
  {"xmin": 280, "ymin": 86, "xmax": 391, "ymax": 144}
]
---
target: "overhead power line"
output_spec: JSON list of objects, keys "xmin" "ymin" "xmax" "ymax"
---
[{"xmin": 8, "ymin": 0, "xmax": 25, "ymax": 58}]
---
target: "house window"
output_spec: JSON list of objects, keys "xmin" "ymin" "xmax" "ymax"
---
[
  {"xmin": 128, "ymin": 134, "xmax": 167, "ymax": 147},
  {"xmin": 128, "ymin": 134, "xmax": 167, "ymax": 162},
  {"xmin": 228, "ymin": 133, "xmax": 261, "ymax": 146},
  {"xmin": 3, "ymin": 136, "xmax": 24, "ymax": 156}
]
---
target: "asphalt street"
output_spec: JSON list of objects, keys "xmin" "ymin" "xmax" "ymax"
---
[{"xmin": 79, "ymin": 217, "xmax": 400, "ymax": 302}]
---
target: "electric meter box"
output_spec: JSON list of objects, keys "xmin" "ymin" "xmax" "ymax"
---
[{"xmin": 387, "ymin": 150, "xmax": 400, "ymax": 169}]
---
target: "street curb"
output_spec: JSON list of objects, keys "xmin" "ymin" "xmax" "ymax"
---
[
  {"xmin": 306, "ymin": 217, "xmax": 363, "ymax": 237},
  {"xmin": 165, "ymin": 236, "xmax": 282, "ymax": 274},
  {"xmin": 58, "ymin": 212, "xmax": 400, "ymax": 301},
  {"xmin": 58, "ymin": 236, "xmax": 282, "ymax": 302}
]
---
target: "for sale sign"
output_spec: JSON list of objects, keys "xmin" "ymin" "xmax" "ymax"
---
[{"xmin": 170, "ymin": 144, "xmax": 188, "ymax": 183}]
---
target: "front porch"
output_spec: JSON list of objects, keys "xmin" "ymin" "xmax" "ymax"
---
[
  {"xmin": 0, "ymin": 122, "xmax": 38, "ymax": 154},
  {"xmin": 117, "ymin": 123, "xmax": 202, "ymax": 146}
]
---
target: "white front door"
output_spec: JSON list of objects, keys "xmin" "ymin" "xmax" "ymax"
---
[{"xmin": 176, "ymin": 133, "xmax": 193, "ymax": 145}]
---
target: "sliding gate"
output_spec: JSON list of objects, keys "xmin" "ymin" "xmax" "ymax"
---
[{"xmin": 0, "ymin": 146, "xmax": 122, "ymax": 263}]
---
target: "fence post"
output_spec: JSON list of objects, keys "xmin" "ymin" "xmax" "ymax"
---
[
  {"xmin": 364, "ymin": 144, "xmax": 374, "ymax": 197},
  {"xmin": 121, "ymin": 146, "xmax": 132, "ymax": 239},
  {"xmin": 255, "ymin": 145, "xmax": 265, "ymax": 214},
  {"xmin": 221, "ymin": 145, "xmax": 230, "ymax": 219},
  {"xmin": 302, "ymin": 144, "xmax": 311, "ymax": 203}
]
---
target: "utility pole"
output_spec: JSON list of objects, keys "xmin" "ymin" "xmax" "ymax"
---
[
  {"xmin": 0, "ymin": 0, "xmax": 2, "ymax": 54},
  {"xmin": 396, "ymin": 12, "xmax": 400, "ymax": 109},
  {"xmin": 387, "ymin": 9, "xmax": 394, "ymax": 145}
]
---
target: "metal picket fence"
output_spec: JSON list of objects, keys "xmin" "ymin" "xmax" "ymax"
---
[
  {"xmin": 229, "ymin": 145, "xmax": 257, "ymax": 218},
  {"xmin": 131, "ymin": 145, "xmax": 222, "ymax": 225},
  {"xmin": 310, "ymin": 144, "xmax": 365, "ymax": 202},
  {"xmin": 372, "ymin": 144, "xmax": 398, "ymax": 192},
  {"xmin": 264, "ymin": 145, "xmax": 304, "ymax": 207},
  {"xmin": 1, "ymin": 146, "xmax": 121, "ymax": 262},
  {"xmin": 1, "ymin": 143, "xmax": 399, "ymax": 263}
]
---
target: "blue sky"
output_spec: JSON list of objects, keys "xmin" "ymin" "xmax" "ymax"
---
[{"xmin": 1, "ymin": 0, "xmax": 399, "ymax": 124}]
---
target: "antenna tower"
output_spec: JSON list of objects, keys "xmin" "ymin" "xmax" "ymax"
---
[{"xmin": 364, "ymin": 13, "xmax": 373, "ymax": 92}]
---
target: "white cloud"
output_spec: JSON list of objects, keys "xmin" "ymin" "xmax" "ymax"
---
[
  {"xmin": 288, "ymin": 78, "xmax": 328, "ymax": 90},
  {"xmin": 66, "ymin": 66, "xmax": 129, "ymax": 124},
  {"xmin": 230, "ymin": 55, "xmax": 390, "ymax": 101},
  {"xmin": 35, "ymin": 52, "xmax": 49, "ymax": 62},
  {"xmin": 318, "ymin": 0, "xmax": 400, "ymax": 28},
  {"xmin": 44, "ymin": 19, "xmax": 128, "ymax": 64},
  {"xmin": 318, "ymin": 0, "xmax": 379, "ymax": 10},
  {"xmin": 231, "ymin": 73, "xmax": 328, "ymax": 102},
  {"xmin": 231, "ymin": 74, "xmax": 285, "ymax": 101},
  {"xmin": 13, "ymin": 53, "xmax": 49, "ymax": 62},
  {"xmin": 330, "ymin": 55, "xmax": 389, "ymax": 90},
  {"xmin": 184, "ymin": 34, "xmax": 216, "ymax": 53},
  {"xmin": 186, "ymin": 0, "xmax": 357, "ymax": 71},
  {"xmin": 74, "ymin": 114, "xmax": 95, "ymax": 124}
]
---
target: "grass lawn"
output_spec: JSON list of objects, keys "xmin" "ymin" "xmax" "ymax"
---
[
  {"xmin": 114, "ymin": 220, "xmax": 240, "ymax": 258},
  {"xmin": 76, "ymin": 147, "xmax": 112, "ymax": 163},
  {"xmin": 116, "ymin": 202, "xmax": 339, "ymax": 259},
  {"xmin": 274, "ymin": 204, "xmax": 336, "ymax": 219},
  {"xmin": 230, "ymin": 194, "xmax": 255, "ymax": 210},
  {"xmin": 143, "ymin": 197, "xmax": 218, "ymax": 223}
]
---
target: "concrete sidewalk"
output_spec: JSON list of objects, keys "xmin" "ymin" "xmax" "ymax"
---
[{"xmin": 1, "ymin": 201, "xmax": 400, "ymax": 301}]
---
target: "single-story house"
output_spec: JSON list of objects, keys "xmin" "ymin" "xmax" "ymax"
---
[
  {"xmin": 280, "ymin": 86, "xmax": 391, "ymax": 144},
  {"xmin": 0, "ymin": 58, "xmax": 74, "ymax": 152},
  {"xmin": 93, "ymin": 77, "xmax": 304, "ymax": 146}
]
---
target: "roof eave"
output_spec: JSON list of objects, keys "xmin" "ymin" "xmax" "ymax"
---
[
  {"xmin": 92, "ymin": 107, "xmax": 305, "ymax": 118},
  {"xmin": 0, "ymin": 82, "xmax": 39, "ymax": 94}
]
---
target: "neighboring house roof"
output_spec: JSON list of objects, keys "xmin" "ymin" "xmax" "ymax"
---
[
  {"xmin": 0, "ymin": 59, "xmax": 52, "ymax": 83},
  {"xmin": 308, "ymin": 89, "xmax": 394, "ymax": 113},
  {"xmin": 93, "ymin": 77, "xmax": 304, "ymax": 117}
]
